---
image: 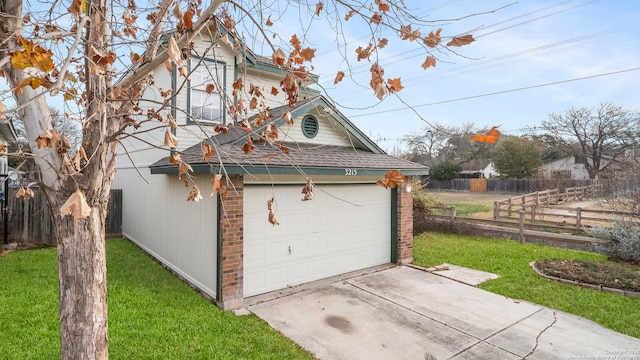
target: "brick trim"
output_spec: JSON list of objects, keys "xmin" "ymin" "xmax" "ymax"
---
[
  {"xmin": 397, "ymin": 176, "xmax": 414, "ymax": 264},
  {"xmin": 218, "ymin": 174, "xmax": 244, "ymax": 309}
]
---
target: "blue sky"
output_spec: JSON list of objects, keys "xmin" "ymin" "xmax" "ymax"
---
[
  {"xmin": 3, "ymin": 0, "xmax": 638, "ymax": 155},
  {"xmin": 291, "ymin": 0, "xmax": 640, "ymax": 152}
]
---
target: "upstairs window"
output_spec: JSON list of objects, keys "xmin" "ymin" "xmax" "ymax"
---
[{"xmin": 189, "ymin": 58, "xmax": 224, "ymax": 124}]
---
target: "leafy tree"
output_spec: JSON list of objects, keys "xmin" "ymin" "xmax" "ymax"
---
[
  {"xmin": 430, "ymin": 161, "xmax": 462, "ymax": 180},
  {"xmin": 492, "ymin": 136, "xmax": 542, "ymax": 179},
  {"xmin": 0, "ymin": 1, "xmax": 482, "ymax": 358},
  {"xmin": 537, "ymin": 103, "xmax": 640, "ymax": 179}
]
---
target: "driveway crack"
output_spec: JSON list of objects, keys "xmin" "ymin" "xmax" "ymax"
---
[{"xmin": 523, "ymin": 310, "xmax": 557, "ymax": 359}]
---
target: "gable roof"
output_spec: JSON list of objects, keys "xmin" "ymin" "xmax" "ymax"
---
[
  {"xmin": 150, "ymin": 96, "xmax": 429, "ymax": 176},
  {"xmin": 0, "ymin": 121, "xmax": 17, "ymax": 143}
]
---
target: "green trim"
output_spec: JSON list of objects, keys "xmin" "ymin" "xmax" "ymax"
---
[
  {"xmin": 233, "ymin": 57, "xmax": 238, "ymax": 125},
  {"xmin": 151, "ymin": 165, "xmax": 429, "ymax": 177},
  {"xmin": 187, "ymin": 57, "xmax": 227, "ymax": 125},
  {"xmin": 391, "ymin": 188, "xmax": 398, "ymax": 263},
  {"xmin": 244, "ymin": 182, "xmax": 377, "ymax": 187},
  {"xmin": 171, "ymin": 67, "xmax": 177, "ymax": 136}
]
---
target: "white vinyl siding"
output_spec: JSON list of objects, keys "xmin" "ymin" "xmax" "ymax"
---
[
  {"xmin": 113, "ymin": 168, "xmax": 218, "ymax": 298},
  {"xmin": 243, "ymin": 184, "xmax": 391, "ymax": 297},
  {"xmin": 280, "ymin": 108, "xmax": 366, "ymax": 148}
]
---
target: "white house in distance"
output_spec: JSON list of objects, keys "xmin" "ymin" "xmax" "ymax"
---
[
  {"xmin": 112, "ymin": 25, "xmax": 429, "ymax": 309},
  {"xmin": 0, "ymin": 121, "xmax": 17, "ymax": 177},
  {"xmin": 541, "ymin": 155, "xmax": 590, "ymax": 180}
]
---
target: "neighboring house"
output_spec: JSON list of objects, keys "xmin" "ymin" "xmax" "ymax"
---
[
  {"xmin": 112, "ymin": 27, "xmax": 429, "ymax": 309},
  {"xmin": 0, "ymin": 121, "xmax": 17, "ymax": 177},
  {"xmin": 459, "ymin": 159, "xmax": 497, "ymax": 178},
  {"xmin": 542, "ymin": 155, "xmax": 590, "ymax": 180}
]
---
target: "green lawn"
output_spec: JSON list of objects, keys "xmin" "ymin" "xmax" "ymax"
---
[
  {"xmin": 0, "ymin": 239, "xmax": 312, "ymax": 359},
  {"xmin": 413, "ymin": 231, "xmax": 640, "ymax": 339},
  {"xmin": 447, "ymin": 202, "xmax": 491, "ymax": 217}
]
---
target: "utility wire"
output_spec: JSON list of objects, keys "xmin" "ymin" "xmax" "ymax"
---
[{"xmin": 348, "ymin": 67, "xmax": 640, "ymax": 118}]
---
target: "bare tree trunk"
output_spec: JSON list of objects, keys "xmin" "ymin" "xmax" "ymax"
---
[{"xmin": 54, "ymin": 207, "xmax": 109, "ymax": 360}]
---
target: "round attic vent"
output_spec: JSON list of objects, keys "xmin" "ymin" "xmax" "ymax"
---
[{"xmin": 301, "ymin": 115, "xmax": 319, "ymax": 138}]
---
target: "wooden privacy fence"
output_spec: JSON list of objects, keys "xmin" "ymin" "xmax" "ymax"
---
[
  {"xmin": 427, "ymin": 178, "xmax": 600, "ymax": 193},
  {"xmin": 5, "ymin": 187, "xmax": 122, "ymax": 246},
  {"xmin": 469, "ymin": 178, "xmax": 487, "ymax": 192}
]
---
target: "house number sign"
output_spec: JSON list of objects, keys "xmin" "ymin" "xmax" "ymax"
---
[{"xmin": 344, "ymin": 168, "xmax": 358, "ymax": 176}]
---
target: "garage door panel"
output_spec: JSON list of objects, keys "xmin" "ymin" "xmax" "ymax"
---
[{"xmin": 244, "ymin": 184, "xmax": 391, "ymax": 297}]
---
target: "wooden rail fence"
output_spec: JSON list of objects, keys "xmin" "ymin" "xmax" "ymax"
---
[
  {"xmin": 491, "ymin": 184, "xmax": 640, "ymax": 229},
  {"xmin": 421, "ymin": 207, "xmax": 607, "ymax": 251}
]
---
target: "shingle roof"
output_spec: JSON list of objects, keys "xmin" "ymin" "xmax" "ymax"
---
[{"xmin": 151, "ymin": 125, "xmax": 428, "ymax": 176}]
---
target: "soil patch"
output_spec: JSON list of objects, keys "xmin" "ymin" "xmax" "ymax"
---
[{"xmin": 534, "ymin": 259, "xmax": 640, "ymax": 292}]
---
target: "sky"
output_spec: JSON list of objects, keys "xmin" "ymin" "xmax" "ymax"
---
[
  {"xmin": 290, "ymin": 0, "xmax": 640, "ymax": 153},
  {"xmin": 3, "ymin": 0, "xmax": 639, "ymax": 155}
]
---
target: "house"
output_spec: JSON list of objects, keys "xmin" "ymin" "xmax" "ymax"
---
[
  {"xmin": 0, "ymin": 121, "xmax": 16, "ymax": 177},
  {"xmin": 112, "ymin": 27, "xmax": 429, "ymax": 309},
  {"xmin": 541, "ymin": 155, "xmax": 590, "ymax": 180},
  {"xmin": 459, "ymin": 159, "xmax": 497, "ymax": 178}
]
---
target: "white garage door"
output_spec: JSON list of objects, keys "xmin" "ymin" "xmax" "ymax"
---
[{"xmin": 244, "ymin": 184, "xmax": 391, "ymax": 297}]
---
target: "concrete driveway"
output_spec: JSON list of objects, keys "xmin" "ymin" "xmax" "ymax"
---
[{"xmin": 247, "ymin": 266, "xmax": 640, "ymax": 360}]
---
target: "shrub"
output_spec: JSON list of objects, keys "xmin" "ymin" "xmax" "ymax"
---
[
  {"xmin": 587, "ymin": 221, "xmax": 640, "ymax": 263},
  {"xmin": 430, "ymin": 161, "xmax": 462, "ymax": 180}
]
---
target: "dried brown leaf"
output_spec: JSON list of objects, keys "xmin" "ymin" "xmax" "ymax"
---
[
  {"xmin": 177, "ymin": 162, "xmax": 193, "ymax": 179},
  {"xmin": 421, "ymin": 56, "xmax": 436, "ymax": 69},
  {"xmin": 272, "ymin": 48, "xmax": 286, "ymax": 67},
  {"xmin": 447, "ymin": 34, "xmax": 475, "ymax": 47},
  {"xmin": 210, "ymin": 174, "xmax": 227, "ymax": 198},
  {"xmin": 334, "ymin": 71, "xmax": 345, "ymax": 85},
  {"xmin": 35, "ymin": 129, "xmax": 60, "ymax": 148},
  {"xmin": 164, "ymin": 129, "xmax": 178, "ymax": 148},
  {"xmin": 59, "ymin": 189, "xmax": 92, "ymax": 219},
  {"xmin": 424, "ymin": 29, "xmax": 442, "ymax": 48},
  {"xmin": 202, "ymin": 143, "xmax": 216, "ymax": 161},
  {"xmin": 187, "ymin": 186, "xmax": 203, "ymax": 202},
  {"xmin": 301, "ymin": 178, "xmax": 314, "ymax": 201},
  {"xmin": 267, "ymin": 198, "xmax": 280, "ymax": 226},
  {"xmin": 376, "ymin": 170, "xmax": 405, "ymax": 189}
]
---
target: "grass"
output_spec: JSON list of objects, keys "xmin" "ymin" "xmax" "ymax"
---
[
  {"xmin": 413, "ymin": 231, "xmax": 640, "ymax": 339},
  {"xmin": 0, "ymin": 238, "xmax": 313, "ymax": 359},
  {"xmin": 447, "ymin": 202, "xmax": 491, "ymax": 217}
]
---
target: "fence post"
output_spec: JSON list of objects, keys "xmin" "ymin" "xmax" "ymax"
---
[
  {"xmin": 576, "ymin": 207, "xmax": 582, "ymax": 228},
  {"xmin": 450, "ymin": 206, "xmax": 456, "ymax": 221},
  {"xmin": 493, "ymin": 201, "xmax": 499, "ymax": 220},
  {"xmin": 535, "ymin": 191, "xmax": 540, "ymax": 206},
  {"xmin": 519, "ymin": 210, "xmax": 525, "ymax": 244},
  {"xmin": 530, "ymin": 204, "xmax": 536, "ymax": 224},
  {"xmin": 508, "ymin": 198, "xmax": 512, "ymax": 216}
]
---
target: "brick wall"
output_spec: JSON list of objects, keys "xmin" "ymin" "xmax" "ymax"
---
[
  {"xmin": 397, "ymin": 176, "xmax": 414, "ymax": 264},
  {"xmin": 218, "ymin": 174, "xmax": 244, "ymax": 310}
]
